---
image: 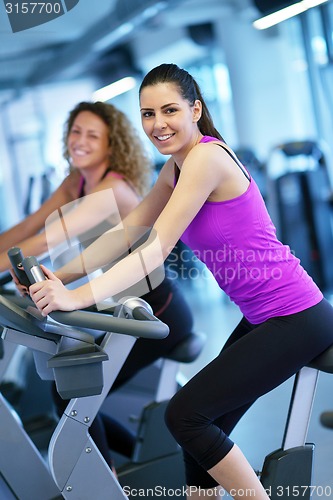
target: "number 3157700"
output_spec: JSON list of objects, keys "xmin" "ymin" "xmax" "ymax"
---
[{"xmin": 5, "ymin": 3, "xmax": 62, "ymax": 14}]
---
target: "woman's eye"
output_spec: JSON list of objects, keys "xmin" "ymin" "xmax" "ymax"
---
[
  {"xmin": 142, "ymin": 111, "xmax": 153, "ymax": 118},
  {"xmin": 165, "ymin": 108, "xmax": 177, "ymax": 114}
]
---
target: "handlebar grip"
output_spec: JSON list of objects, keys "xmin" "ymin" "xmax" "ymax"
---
[
  {"xmin": 7, "ymin": 253, "xmax": 169, "ymax": 340},
  {"xmin": 7, "ymin": 247, "xmax": 31, "ymax": 288},
  {"xmin": 22, "ymin": 256, "xmax": 46, "ymax": 284},
  {"xmin": 132, "ymin": 306, "xmax": 156, "ymax": 321}
]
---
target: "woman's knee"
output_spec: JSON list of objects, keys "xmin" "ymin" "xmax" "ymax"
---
[
  {"xmin": 164, "ymin": 388, "xmax": 197, "ymax": 443},
  {"xmin": 165, "ymin": 389, "xmax": 209, "ymax": 447},
  {"xmin": 164, "ymin": 391, "xmax": 183, "ymax": 437}
]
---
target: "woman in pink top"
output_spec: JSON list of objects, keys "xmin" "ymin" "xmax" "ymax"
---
[
  {"xmin": 0, "ymin": 101, "xmax": 149, "ymax": 271},
  {"xmin": 29, "ymin": 67, "xmax": 333, "ymax": 499},
  {"xmin": 3, "ymin": 100, "xmax": 194, "ymax": 470}
]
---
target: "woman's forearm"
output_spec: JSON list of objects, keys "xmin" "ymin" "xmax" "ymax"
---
[
  {"xmin": 72, "ymin": 233, "xmax": 165, "ymax": 308},
  {"xmin": 0, "ymin": 251, "xmax": 12, "ymax": 273},
  {"xmin": 0, "ymin": 232, "xmax": 48, "ymax": 273},
  {"xmin": 54, "ymin": 223, "xmax": 151, "ymax": 285},
  {"xmin": 0, "ymin": 219, "xmax": 37, "ymax": 255}
]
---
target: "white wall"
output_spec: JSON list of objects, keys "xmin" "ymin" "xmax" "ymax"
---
[{"xmin": 215, "ymin": 15, "xmax": 317, "ymax": 161}]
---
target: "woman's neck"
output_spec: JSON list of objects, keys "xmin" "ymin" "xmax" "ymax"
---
[
  {"xmin": 79, "ymin": 164, "xmax": 110, "ymax": 194},
  {"xmin": 172, "ymin": 132, "xmax": 203, "ymax": 168}
]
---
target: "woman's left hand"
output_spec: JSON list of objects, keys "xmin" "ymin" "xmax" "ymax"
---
[
  {"xmin": 9, "ymin": 268, "xmax": 29, "ymax": 297},
  {"xmin": 29, "ymin": 265, "xmax": 78, "ymax": 316}
]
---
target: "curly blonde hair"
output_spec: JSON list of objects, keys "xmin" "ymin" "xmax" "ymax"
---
[{"xmin": 63, "ymin": 101, "xmax": 153, "ymax": 196}]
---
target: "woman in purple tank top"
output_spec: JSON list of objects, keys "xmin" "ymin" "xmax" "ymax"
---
[
  {"xmin": 29, "ymin": 65, "xmax": 333, "ymax": 499},
  {"xmin": 4, "ymin": 100, "xmax": 194, "ymax": 473}
]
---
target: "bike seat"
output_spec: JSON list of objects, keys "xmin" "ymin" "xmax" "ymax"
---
[
  {"xmin": 165, "ymin": 331, "xmax": 206, "ymax": 364},
  {"xmin": 307, "ymin": 343, "xmax": 333, "ymax": 374}
]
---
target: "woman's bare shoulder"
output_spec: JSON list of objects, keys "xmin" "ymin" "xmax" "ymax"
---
[
  {"xmin": 60, "ymin": 170, "xmax": 81, "ymax": 199},
  {"xmin": 158, "ymin": 157, "xmax": 176, "ymax": 188}
]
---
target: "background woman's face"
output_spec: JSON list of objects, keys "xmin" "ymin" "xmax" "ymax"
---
[{"xmin": 67, "ymin": 111, "xmax": 111, "ymax": 170}]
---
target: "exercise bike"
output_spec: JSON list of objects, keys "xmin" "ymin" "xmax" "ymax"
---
[
  {"xmin": 5, "ymin": 249, "xmax": 332, "ymax": 499},
  {"xmin": 259, "ymin": 342, "xmax": 333, "ymax": 499},
  {"xmin": 0, "ymin": 250, "xmax": 205, "ymax": 499}
]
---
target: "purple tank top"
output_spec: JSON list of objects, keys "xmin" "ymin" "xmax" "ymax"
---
[{"xmin": 179, "ymin": 136, "xmax": 322, "ymax": 324}]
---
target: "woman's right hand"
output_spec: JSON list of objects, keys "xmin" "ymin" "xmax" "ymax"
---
[
  {"xmin": 29, "ymin": 265, "xmax": 80, "ymax": 316},
  {"xmin": 9, "ymin": 268, "xmax": 29, "ymax": 297}
]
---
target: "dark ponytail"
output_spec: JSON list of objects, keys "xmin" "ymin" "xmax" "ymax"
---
[{"xmin": 139, "ymin": 63, "xmax": 225, "ymax": 142}]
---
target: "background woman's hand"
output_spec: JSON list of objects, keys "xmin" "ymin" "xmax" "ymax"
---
[
  {"xmin": 9, "ymin": 268, "xmax": 29, "ymax": 297},
  {"xmin": 29, "ymin": 265, "xmax": 78, "ymax": 316}
]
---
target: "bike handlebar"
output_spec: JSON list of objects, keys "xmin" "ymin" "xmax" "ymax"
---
[{"xmin": 7, "ymin": 251, "xmax": 169, "ymax": 341}]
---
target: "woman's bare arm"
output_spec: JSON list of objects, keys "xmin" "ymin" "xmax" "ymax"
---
[
  {"xmin": 0, "ymin": 174, "xmax": 77, "ymax": 272},
  {"xmin": 30, "ymin": 145, "xmax": 226, "ymax": 313},
  {"xmin": 55, "ymin": 163, "xmax": 174, "ymax": 285},
  {"xmin": 0, "ymin": 173, "xmax": 140, "ymax": 274}
]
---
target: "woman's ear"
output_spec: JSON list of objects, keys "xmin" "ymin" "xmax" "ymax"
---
[{"xmin": 193, "ymin": 99, "xmax": 202, "ymax": 123}]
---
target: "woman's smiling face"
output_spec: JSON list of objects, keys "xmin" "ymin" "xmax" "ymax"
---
[
  {"xmin": 140, "ymin": 82, "xmax": 201, "ymax": 159},
  {"xmin": 67, "ymin": 111, "xmax": 111, "ymax": 171}
]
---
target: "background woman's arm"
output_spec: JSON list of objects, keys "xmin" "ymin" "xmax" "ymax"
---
[
  {"xmin": 0, "ymin": 174, "xmax": 77, "ymax": 272},
  {"xmin": 56, "ymin": 167, "xmax": 174, "ymax": 285}
]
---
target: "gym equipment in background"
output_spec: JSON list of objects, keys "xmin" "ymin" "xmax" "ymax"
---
[
  {"xmin": 234, "ymin": 147, "xmax": 267, "ymax": 200},
  {"xmin": 260, "ymin": 344, "xmax": 333, "ymax": 499},
  {"xmin": 266, "ymin": 140, "xmax": 333, "ymax": 293}
]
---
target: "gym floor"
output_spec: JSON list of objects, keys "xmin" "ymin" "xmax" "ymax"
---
[{"xmin": 177, "ymin": 273, "xmax": 333, "ymax": 499}]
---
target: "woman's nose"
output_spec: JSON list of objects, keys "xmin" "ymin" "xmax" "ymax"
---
[
  {"xmin": 154, "ymin": 115, "xmax": 167, "ymax": 130},
  {"xmin": 75, "ymin": 133, "xmax": 88, "ymax": 145}
]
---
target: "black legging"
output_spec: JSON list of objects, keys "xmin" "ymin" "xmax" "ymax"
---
[
  {"xmin": 111, "ymin": 283, "xmax": 194, "ymax": 391},
  {"xmin": 52, "ymin": 280, "xmax": 194, "ymax": 466},
  {"xmin": 165, "ymin": 298, "xmax": 333, "ymax": 488}
]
